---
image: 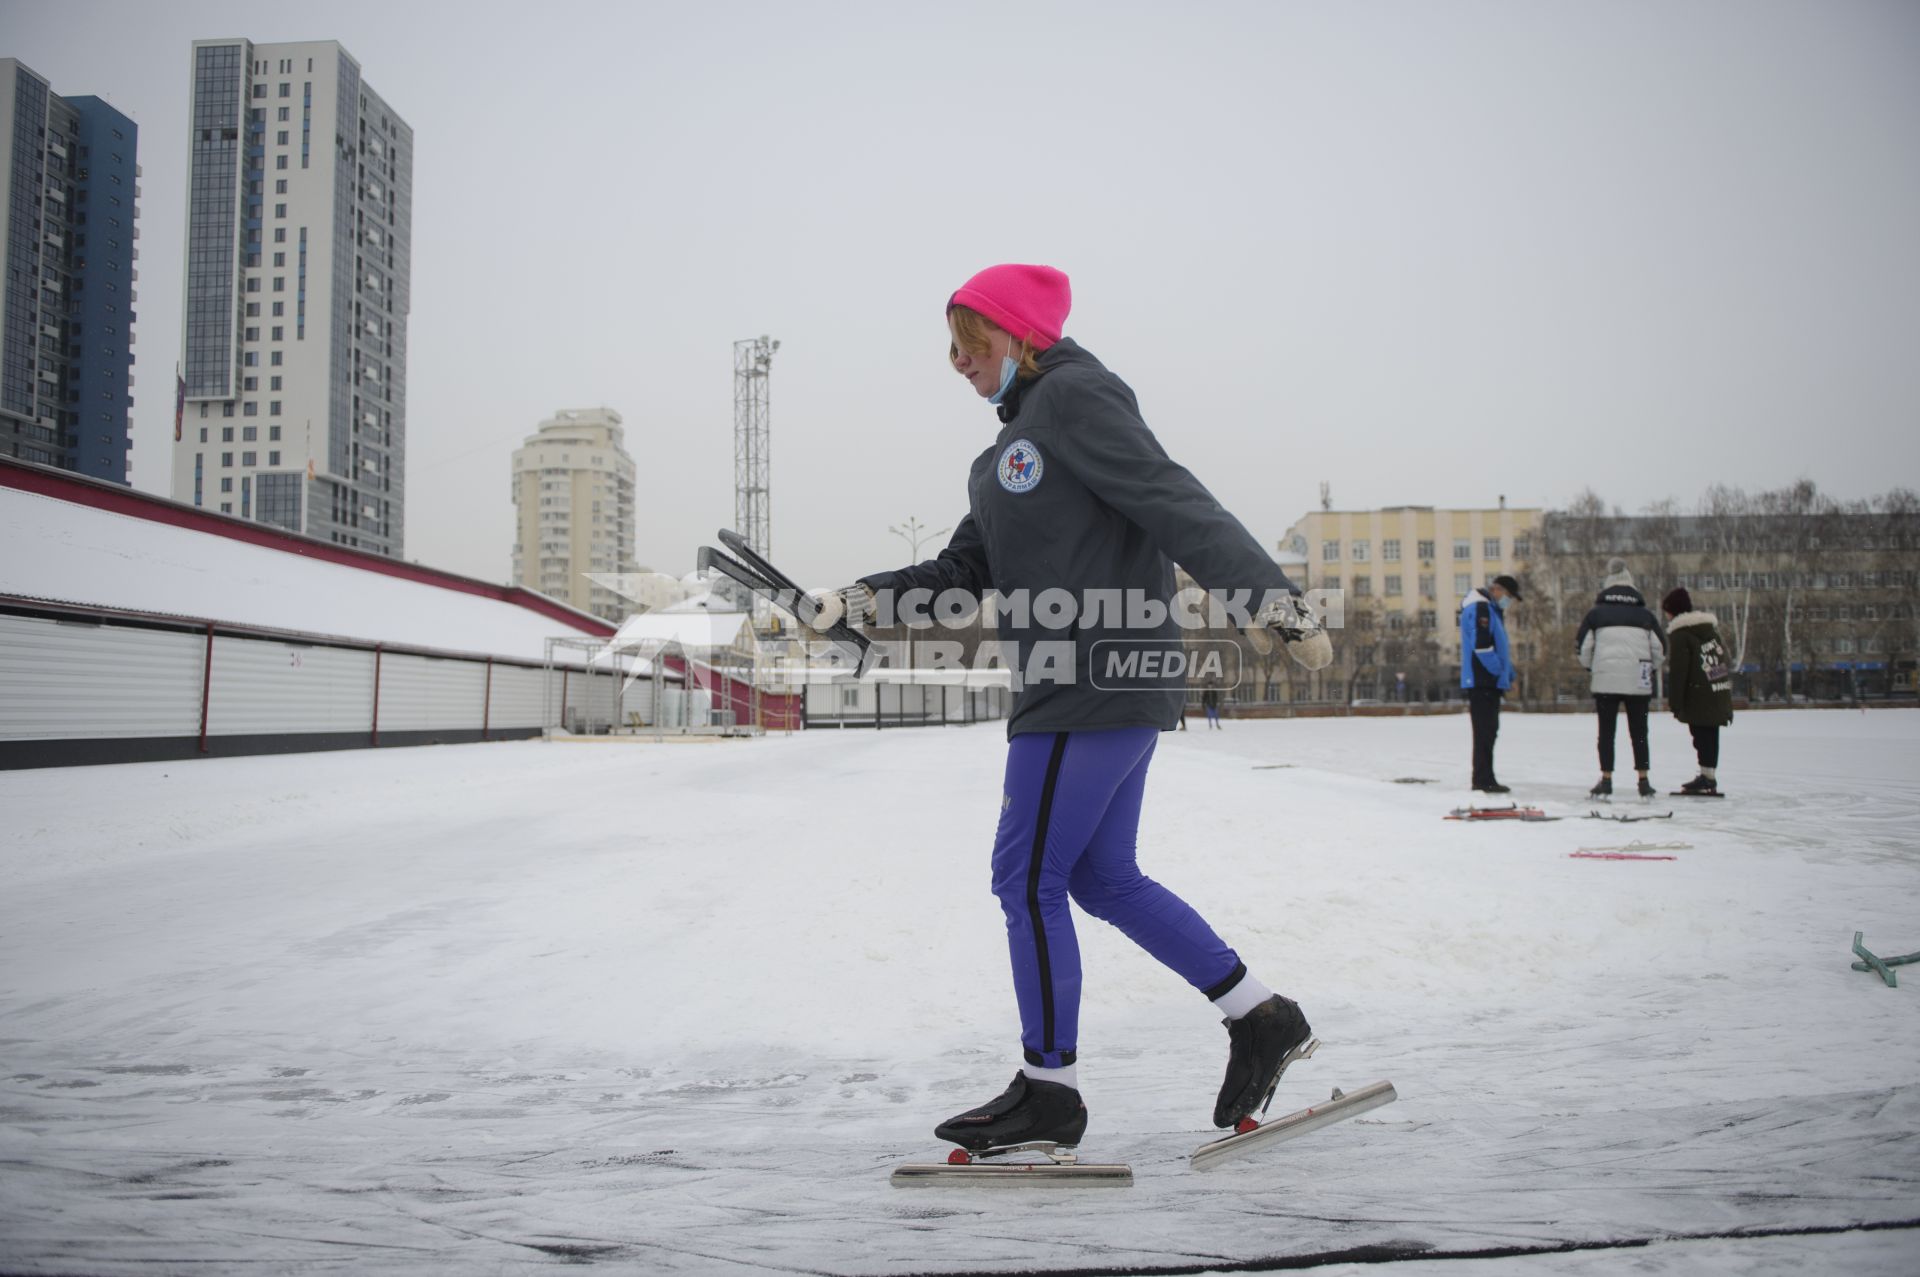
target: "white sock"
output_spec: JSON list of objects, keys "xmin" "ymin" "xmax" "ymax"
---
[
  {"xmin": 1022, "ymin": 1062, "xmax": 1078, "ymax": 1090},
  {"xmin": 1702, "ymin": 767, "xmax": 1716, "ymax": 780},
  {"xmin": 1212, "ymin": 972, "xmax": 1275, "ymax": 1021}
]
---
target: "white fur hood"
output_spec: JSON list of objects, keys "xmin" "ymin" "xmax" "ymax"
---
[{"xmin": 1667, "ymin": 610, "xmax": 1718, "ymax": 631}]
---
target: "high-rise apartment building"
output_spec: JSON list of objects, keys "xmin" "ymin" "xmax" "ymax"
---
[
  {"xmin": 170, "ymin": 39, "xmax": 411, "ymax": 554},
  {"xmin": 511, "ymin": 408, "xmax": 638, "ymax": 623},
  {"xmin": 1, "ymin": 59, "xmax": 139, "ymax": 481}
]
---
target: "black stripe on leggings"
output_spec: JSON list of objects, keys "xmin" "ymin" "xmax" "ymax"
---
[{"xmin": 1028, "ymin": 733, "xmax": 1071, "ymax": 1057}]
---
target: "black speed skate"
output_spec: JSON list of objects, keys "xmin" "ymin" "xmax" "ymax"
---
[
  {"xmin": 934, "ymin": 1072, "xmax": 1088, "ymax": 1153},
  {"xmin": 1214, "ymin": 995, "xmax": 1316, "ymax": 1128},
  {"xmin": 1675, "ymin": 774, "xmax": 1722, "ymax": 797},
  {"xmin": 1589, "ymin": 776, "xmax": 1613, "ymax": 800}
]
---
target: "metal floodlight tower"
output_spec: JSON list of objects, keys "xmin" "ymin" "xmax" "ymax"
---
[{"xmin": 733, "ymin": 336, "xmax": 779, "ymax": 563}]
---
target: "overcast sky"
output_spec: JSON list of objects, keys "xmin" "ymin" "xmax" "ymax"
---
[{"xmin": 7, "ymin": 0, "xmax": 1917, "ymax": 587}]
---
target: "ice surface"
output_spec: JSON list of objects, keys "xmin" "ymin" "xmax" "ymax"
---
[{"xmin": 3, "ymin": 710, "xmax": 1917, "ymax": 1274}]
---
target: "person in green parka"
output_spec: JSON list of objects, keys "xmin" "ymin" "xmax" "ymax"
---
[{"xmin": 1660, "ymin": 587, "xmax": 1734, "ymax": 796}]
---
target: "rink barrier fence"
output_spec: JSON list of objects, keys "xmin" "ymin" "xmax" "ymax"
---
[
  {"xmin": 0, "ymin": 596, "xmax": 608, "ymax": 770},
  {"xmin": 802, "ymin": 678, "xmax": 1009, "ymax": 728}
]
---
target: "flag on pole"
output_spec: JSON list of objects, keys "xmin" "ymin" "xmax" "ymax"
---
[{"xmin": 173, "ymin": 365, "xmax": 185, "ymax": 441}]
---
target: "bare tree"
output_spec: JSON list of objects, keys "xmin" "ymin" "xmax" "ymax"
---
[
  {"xmin": 1698, "ymin": 484, "xmax": 1759, "ymax": 673},
  {"xmin": 1338, "ymin": 599, "xmax": 1389, "ymax": 703},
  {"xmin": 1752, "ymin": 480, "xmax": 1834, "ymax": 698},
  {"xmin": 1526, "ymin": 489, "xmax": 1624, "ymax": 704},
  {"xmin": 1635, "ymin": 497, "xmax": 1684, "ymax": 600}
]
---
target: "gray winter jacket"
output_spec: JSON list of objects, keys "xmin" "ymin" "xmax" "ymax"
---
[
  {"xmin": 1575, "ymin": 583, "xmax": 1666, "ymax": 697},
  {"xmin": 859, "ymin": 339, "xmax": 1300, "ymax": 738}
]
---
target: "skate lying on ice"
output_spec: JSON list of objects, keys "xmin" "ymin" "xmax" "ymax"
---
[
  {"xmin": 697, "ymin": 529, "xmax": 874, "ymax": 674},
  {"xmin": 1570, "ymin": 848, "xmax": 1680, "ymax": 861},
  {"xmin": 1572, "ymin": 839, "xmax": 1690, "ymax": 860},
  {"xmin": 1584, "ymin": 809, "xmax": 1673, "ymax": 823},
  {"xmin": 1446, "ymin": 804, "xmax": 1559, "ymax": 821},
  {"xmin": 890, "ymin": 1141, "xmax": 1133, "ymax": 1187},
  {"xmin": 1191, "ymin": 1080, "xmax": 1398, "ymax": 1171}
]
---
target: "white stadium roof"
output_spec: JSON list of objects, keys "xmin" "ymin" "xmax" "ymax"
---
[{"xmin": 0, "ymin": 459, "xmax": 613, "ymax": 665}]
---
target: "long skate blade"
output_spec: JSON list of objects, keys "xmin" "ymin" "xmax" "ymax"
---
[
  {"xmin": 891, "ymin": 1161, "xmax": 1133, "ymax": 1187},
  {"xmin": 1192, "ymin": 1080, "xmax": 1397, "ymax": 1172},
  {"xmin": 697, "ymin": 543, "xmax": 873, "ymax": 674}
]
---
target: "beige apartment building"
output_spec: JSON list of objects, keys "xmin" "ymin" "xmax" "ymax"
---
[
  {"xmin": 1277, "ymin": 502, "xmax": 1543, "ymax": 699},
  {"xmin": 510, "ymin": 407, "xmax": 637, "ymax": 623}
]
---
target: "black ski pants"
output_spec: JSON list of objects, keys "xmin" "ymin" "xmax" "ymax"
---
[
  {"xmin": 1689, "ymin": 722, "xmax": 1720, "ymax": 770},
  {"xmin": 1468, "ymin": 686, "xmax": 1503, "ymax": 787},
  {"xmin": 1594, "ymin": 694, "xmax": 1651, "ymax": 773}
]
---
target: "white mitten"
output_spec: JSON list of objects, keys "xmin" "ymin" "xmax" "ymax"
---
[
  {"xmin": 1251, "ymin": 595, "xmax": 1333, "ymax": 671},
  {"xmin": 807, "ymin": 584, "xmax": 876, "ymax": 631}
]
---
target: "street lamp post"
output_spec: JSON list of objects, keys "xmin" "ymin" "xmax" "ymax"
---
[
  {"xmin": 889, "ymin": 516, "xmax": 951, "ymax": 562},
  {"xmin": 889, "ymin": 517, "xmax": 952, "ymax": 687}
]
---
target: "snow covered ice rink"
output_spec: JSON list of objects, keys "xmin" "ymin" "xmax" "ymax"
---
[{"xmin": 3, "ymin": 709, "xmax": 1918, "ymax": 1276}]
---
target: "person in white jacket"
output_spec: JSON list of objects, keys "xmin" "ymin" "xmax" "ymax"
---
[{"xmin": 1574, "ymin": 559, "xmax": 1667, "ymax": 799}]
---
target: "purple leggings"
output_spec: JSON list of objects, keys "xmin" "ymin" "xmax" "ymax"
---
[{"xmin": 991, "ymin": 727, "xmax": 1243, "ymax": 1068}]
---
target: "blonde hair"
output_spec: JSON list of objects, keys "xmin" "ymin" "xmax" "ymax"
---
[{"xmin": 948, "ymin": 306, "xmax": 1044, "ymax": 380}]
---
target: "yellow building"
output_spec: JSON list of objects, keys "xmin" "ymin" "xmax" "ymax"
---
[{"xmin": 1277, "ymin": 502, "xmax": 1543, "ymax": 698}]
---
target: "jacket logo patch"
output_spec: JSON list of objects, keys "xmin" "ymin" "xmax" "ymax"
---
[{"xmin": 997, "ymin": 439, "xmax": 1043, "ymax": 493}]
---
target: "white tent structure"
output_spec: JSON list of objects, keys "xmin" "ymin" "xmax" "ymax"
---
[{"xmin": 544, "ymin": 600, "xmax": 800, "ymax": 736}]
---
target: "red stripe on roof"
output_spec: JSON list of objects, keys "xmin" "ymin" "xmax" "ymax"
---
[{"xmin": 1, "ymin": 456, "xmax": 616, "ymax": 638}]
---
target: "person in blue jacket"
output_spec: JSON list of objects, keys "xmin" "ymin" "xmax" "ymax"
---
[
  {"xmin": 1459, "ymin": 574, "xmax": 1522, "ymax": 792},
  {"xmin": 812, "ymin": 264, "xmax": 1333, "ymax": 1154}
]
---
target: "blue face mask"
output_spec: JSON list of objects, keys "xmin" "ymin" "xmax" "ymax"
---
[
  {"xmin": 987, "ymin": 347, "xmax": 1019, "ymax": 405},
  {"xmin": 1495, "ymin": 595, "xmax": 1510, "ymax": 612}
]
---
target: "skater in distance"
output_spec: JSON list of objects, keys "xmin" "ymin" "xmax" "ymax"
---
[
  {"xmin": 1201, "ymin": 677, "xmax": 1224, "ymax": 730},
  {"xmin": 1661, "ymin": 586, "xmax": 1734, "ymax": 797},
  {"xmin": 812, "ymin": 263, "xmax": 1334, "ymax": 1155},
  {"xmin": 1575, "ymin": 558, "xmax": 1664, "ymax": 800},
  {"xmin": 1459, "ymin": 574, "xmax": 1523, "ymax": 793}
]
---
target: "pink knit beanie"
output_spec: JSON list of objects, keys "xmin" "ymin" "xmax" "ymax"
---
[{"xmin": 948, "ymin": 264, "xmax": 1071, "ymax": 350}]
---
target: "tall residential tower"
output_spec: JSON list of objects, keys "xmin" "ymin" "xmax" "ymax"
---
[
  {"xmin": 511, "ymin": 408, "xmax": 638, "ymax": 623},
  {"xmin": 170, "ymin": 39, "xmax": 411, "ymax": 553},
  {"xmin": 1, "ymin": 59, "xmax": 140, "ymax": 481}
]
